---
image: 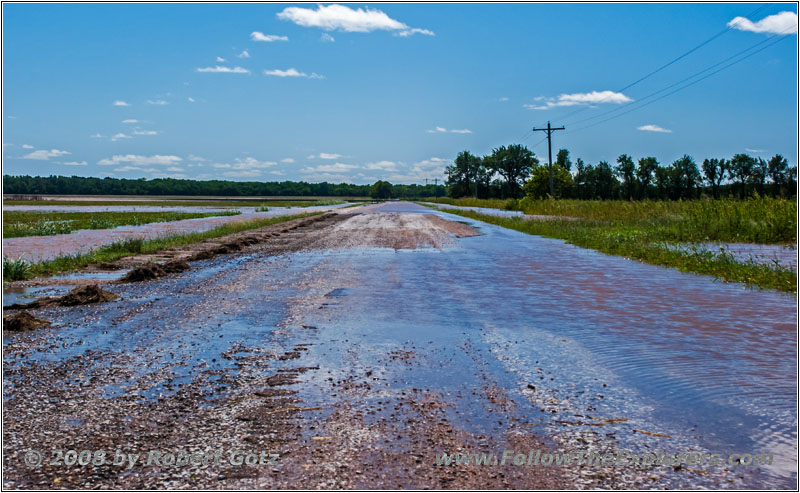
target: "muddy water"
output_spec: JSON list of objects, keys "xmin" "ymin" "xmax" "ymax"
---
[
  {"xmin": 3, "ymin": 202, "xmax": 796, "ymax": 488},
  {"xmin": 2, "ymin": 203, "xmax": 353, "ymax": 262},
  {"xmin": 696, "ymin": 242, "xmax": 797, "ymax": 270},
  {"xmin": 291, "ymin": 202, "xmax": 797, "ymax": 487}
]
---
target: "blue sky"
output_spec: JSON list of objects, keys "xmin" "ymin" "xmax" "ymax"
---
[{"xmin": 2, "ymin": 3, "xmax": 797, "ymax": 184}]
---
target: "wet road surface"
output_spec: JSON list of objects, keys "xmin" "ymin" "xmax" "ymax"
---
[{"xmin": 3, "ymin": 202, "xmax": 796, "ymax": 489}]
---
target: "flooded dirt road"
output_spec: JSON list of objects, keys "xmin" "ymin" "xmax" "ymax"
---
[{"xmin": 3, "ymin": 202, "xmax": 796, "ymax": 489}]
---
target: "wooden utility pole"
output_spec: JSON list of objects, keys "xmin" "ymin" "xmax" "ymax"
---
[{"xmin": 532, "ymin": 121, "xmax": 565, "ymax": 197}]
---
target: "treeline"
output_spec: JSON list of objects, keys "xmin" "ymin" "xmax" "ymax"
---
[
  {"xmin": 446, "ymin": 146, "xmax": 797, "ymax": 200},
  {"xmin": 2, "ymin": 175, "xmax": 445, "ymax": 199}
]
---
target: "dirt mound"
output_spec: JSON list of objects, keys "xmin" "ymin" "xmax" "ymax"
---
[
  {"xmin": 3, "ymin": 311, "xmax": 51, "ymax": 331},
  {"xmin": 5, "ymin": 284, "xmax": 119, "ymax": 310},
  {"xmin": 162, "ymin": 260, "xmax": 190, "ymax": 273},
  {"xmin": 120, "ymin": 260, "xmax": 190, "ymax": 282},
  {"xmin": 58, "ymin": 285, "xmax": 120, "ymax": 306},
  {"xmin": 120, "ymin": 262, "xmax": 167, "ymax": 282}
]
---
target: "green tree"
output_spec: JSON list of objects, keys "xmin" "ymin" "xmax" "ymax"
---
[
  {"xmin": 488, "ymin": 144, "xmax": 538, "ymax": 198},
  {"xmin": 555, "ymin": 148, "xmax": 571, "ymax": 172},
  {"xmin": 669, "ymin": 155, "xmax": 701, "ymax": 199},
  {"xmin": 591, "ymin": 161, "xmax": 619, "ymax": 200},
  {"xmin": 730, "ymin": 153, "xmax": 756, "ymax": 198},
  {"xmin": 767, "ymin": 154, "xmax": 790, "ymax": 197},
  {"xmin": 369, "ymin": 180, "xmax": 394, "ymax": 199},
  {"xmin": 615, "ymin": 154, "xmax": 636, "ymax": 200},
  {"xmin": 445, "ymin": 150, "xmax": 483, "ymax": 198},
  {"xmin": 524, "ymin": 163, "xmax": 574, "ymax": 199},
  {"xmin": 654, "ymin": 166, "xmax": 671, "ymax": 199},
  {"xmin": 701, "ymin": 158, "xmax": 728, "ymax": 199},
  {"xmin": 636, "ymin": 157, "xmax": 659, "ymax": 199}
]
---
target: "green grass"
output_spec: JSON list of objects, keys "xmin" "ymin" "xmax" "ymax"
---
[
  {"xmin": 3, "ymin": 257, "xmax": 33, "ymax": 281},
  {"xmin": 3, "ymin": 212, "xmax": 322, "ymax": 282},
  {"xmin": 428, "ymin": 206, "xmax": 796, "ymax": 292},
  {"xmin": 3, "ymin": 211, "xmax": 242, "ymax": 238},
  {"xmin": 426, "ymin": 196, "xmax": 796, "ymax": 244}
]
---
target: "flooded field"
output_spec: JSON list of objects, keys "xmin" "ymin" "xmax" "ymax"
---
[
  {"xmin": 2, "ymin": 203, "xmax": 353, "ymax": 262},
  {"xmin": 2, "ymin": 202, "xmax": 796, "ymax": 489},
  {"xmin": 696, "ymin": 242, "xmax": 797, "ymax": 270}
]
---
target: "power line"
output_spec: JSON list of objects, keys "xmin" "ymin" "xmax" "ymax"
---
[
  {"xmin": 557, "ymin": 4, "xmax": 772, "ymax": 121},
  {"xmin": 563, "ymin": 25, "xmax": 793, "ymax": 128},
  {"xmin": 563, "ymin": 33, "xmax": 793, "ymax": 135}
]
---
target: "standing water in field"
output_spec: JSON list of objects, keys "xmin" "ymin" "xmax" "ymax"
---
[{"xmin": 288, "ymin": 202, "xmax": 797, "ymax": 487}]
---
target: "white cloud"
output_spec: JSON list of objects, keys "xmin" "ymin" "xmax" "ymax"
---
[
  {"xmin": 23, "ymin": 149, "xmax": 70, "ymax": 160},
  {"xmin": 276, "ymin": 4, "xmax": 433, "ymax": 36},
  {"xmin": 216, "ymin": 56, "xmax": 227, "ymax": 62},
  {"xmin": 188, "ymin": 97, "xmax": 196, "ymax": 102},
  {"xmin": 111, "ymin": 133, "xmax": 132, "ymax": 141},
  {"xmin": 395, "ymin": 28, "xmax": 435, "ymax": 37},
  {"xmin": 251, "ymin": 31, "xmax": 288, "ymax": 42},
  {"xmin": 237, "ymin": 49, "xmax": 250, "ymax": 58},
  {"xmin": 301, "ymin": 162, "xmax": 358, "ymax": 173},
  {"xmin": 281, "ymin": 157, "xmax": 295, "ymax": 163},
  {"xmin": 318, "ymin": 152, "xmax": 342, "ymax": 159},
  {"xmin": 98, "ymin": 154, "xmax": 182, "ymax": 166},
  {"xmin": 386, "ymin": 157, "xmax": 450, "ymax": 183},
  {"xmin": 637, "ymin": 124, "xmax": 672, "ymax": 133},
  {"xmin": 363, "ymin": 160, "xmax": 397, "ymax": 171},
  {"xmin": 147, "ymin": 99, "xmax": 169, "ymax": 105},
  {"xmin": 427, "ymin": 126, "xmax": 473, "ymax": 134},
  {"xmin": 499, "ymin": 97, "xmax": 509, "ymax": 102},
  {"xmin": 90, "ymin": 133, "xmax": 105, "ymax": 138},
  {"xmin": 166, "ymin": 166, "xmax": 185, "ymax": 172},
  {"xmin": 264, "ymin": 68, "xmax": 324, "ymax": 79},
  {"xmin": 213, "ymin": 157, "xmax": 277, "ymax": 172},
  {"xmin": 113, "ymin": 100, "xmax": 130, "ymax": 107},
  {"xmin": 133, "ymin": 129, "xmax": 158, "ymax": 136},
  {"xmin": 269, "ymin": 170, "xmax": 286, "ymax": 176},
  {"xmin": 21, "ymin": 144, "xmax": 34, "ymax": 149},
  {"xmin": 321, "ymin": 33, "xmax": 335, "ymax": 43},
  {"xmin": 122, "ymin": 119, "xmax": 139, "ymax": 124},
  {"xmin": 114, "ymin": 166, "xmax": 160, "ymax": 173},
  {"xmin": 196, "ymin": 66, "xmax": 250, "ymax": 74},
  {"xmin": 60, "ymin": 161, "xmax": 88, "ymax": 166},
  {"xmin": 525, "ymin": 90, "xmax": 633, "ymax": 110},
  {"xmin": 223, "ymin": 169, "xmax": 263, "ymax": 178},
  {"xmin": 745, "ymin": 148, "xmax": 766, "ymax": 153},
  {"xmin": 728, "ymin": 11, "xmax": 798, "ymax": 35},
  {"xmin": 188, "ymin": 154, "xmax": 207, "ymax": 162}
]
